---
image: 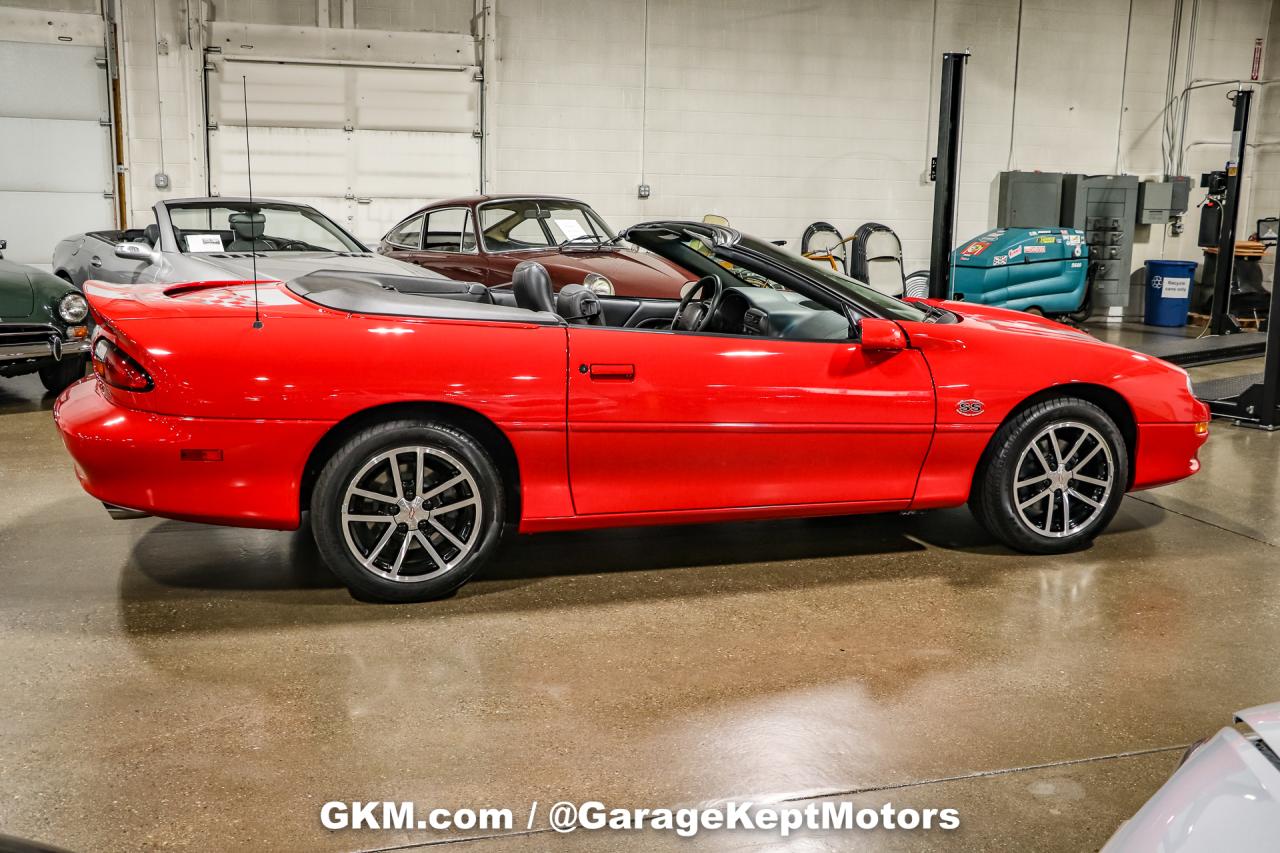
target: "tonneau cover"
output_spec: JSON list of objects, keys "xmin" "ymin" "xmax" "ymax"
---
[{"xmin": 287, "ymin": 270, "xmax": 563, "ymax": 325}]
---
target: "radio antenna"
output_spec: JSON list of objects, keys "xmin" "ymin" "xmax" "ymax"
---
[{"xmin": 243, "ymin": 75, "xmax": 262, "ymax": 329}]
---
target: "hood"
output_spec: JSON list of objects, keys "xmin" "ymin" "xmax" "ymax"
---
[
  {"xmin": 933, "ymin": 298, "xmax": 1108, "ymax": 347},
  {"xmin": 189, "ymin": 251, "xmax": 458, "ymax": 284},
  {"xmin": 0, "ymin": 259, "xmax": 38, "ymax": 318},
  {"xmin": 526, "ymin": 248, "xmax": 688, "ymax": 297},
  {"xmin": 1102, "ymin": 702, "xmax": 1280, "ymax": 853}
]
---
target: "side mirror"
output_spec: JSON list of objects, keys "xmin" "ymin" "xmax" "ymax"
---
[
  {"xmin": 859, "ymin": 318, "xmax": 906, "ymax": 352},
  {"xmin": 115, "ymin": 242, "xmax": 157, "ymax": 264}
]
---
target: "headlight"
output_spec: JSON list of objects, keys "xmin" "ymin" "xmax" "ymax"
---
[
  {"xmin": 583, "ymin": 273, "xmax": 614, "ymax": 296},
  {"xmin": 58, "ymin": 292, "xmax": 89, "ymax": 323}
]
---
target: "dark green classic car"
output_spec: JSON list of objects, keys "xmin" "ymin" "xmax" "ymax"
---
[{"xmin": 0, "ymin": 240, "xmax": 91, "ymax": 394}]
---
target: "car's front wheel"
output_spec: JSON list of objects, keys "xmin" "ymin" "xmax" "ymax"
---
[
  {"xmin": 970, "ymin": 398, "xmax": 1127, "ymax": 553},
  {"xmin": 39, "ymin": 356, "xmax": 88, "ymax": 395},
  {"xmin": 311, "ymin": 419, "xmax": 505, "ymax": 602}
]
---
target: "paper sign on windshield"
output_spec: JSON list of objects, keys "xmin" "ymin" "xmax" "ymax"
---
[
  {"xmin": 554, "ymin": 219, "xmax": 588, "ymax": 241},
  {"xmin": 186, "ymin": 234, "xmax": 224, "ymax": 252}
]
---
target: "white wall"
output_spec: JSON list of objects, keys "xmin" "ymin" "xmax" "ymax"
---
[
  {"xmin": 1253, "ymin": 1, "xmax": 1280, "ymax": 286},
  {"xmin": 492, "ymin": 0, "xmax": 1276, "ymax": 282},
  {"xmin": 3, "ymin": 0, "xmax": 1276, "ymax": 291}
]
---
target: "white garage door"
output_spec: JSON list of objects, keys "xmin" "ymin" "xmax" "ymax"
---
[
  {"xmin": 206, "ymin": 56, "xmax": 481, "ymax": 246},
  {"xmin": 0, "ymin": 40, "xmax": 115, "ymax": 267}
]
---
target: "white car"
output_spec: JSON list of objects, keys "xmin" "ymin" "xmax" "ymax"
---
[{"xmin": 1103, "ymin": 702, "xmax": 1280, "ymax": 851}]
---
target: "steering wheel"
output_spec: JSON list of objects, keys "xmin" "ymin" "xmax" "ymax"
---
[
  {"xmin": 671, "ymin": 274, "xmax": 725, "ymax": 332},
  {"xmin": 279, "ymin": 239, "xmax": 311, "ymax": 251}
]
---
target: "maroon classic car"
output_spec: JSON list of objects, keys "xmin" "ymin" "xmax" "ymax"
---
[{"xmin": 377, "ymin": 195, "xmax": 689, "ymax": 298}]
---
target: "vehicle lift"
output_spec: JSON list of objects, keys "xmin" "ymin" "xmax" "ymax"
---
[
  {"xmin": 1187, "ymin": 88, "xmax": 1280, "ymax": 429},
  {"xmin": 928, "ymin": 52, "xmax": 968, "ymax": 301}
]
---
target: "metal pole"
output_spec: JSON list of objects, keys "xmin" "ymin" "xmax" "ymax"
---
[
  {"xmin": 928, "ymin": 52, "xmax": 969, "ymax": 300},
  {"xmin": 1259, "ymin": 260, "xmax": 1280, "ymax": 429},
  {"xmin": 1208, "ymin": 88, "xmax": 1251, "ymax": 336}
]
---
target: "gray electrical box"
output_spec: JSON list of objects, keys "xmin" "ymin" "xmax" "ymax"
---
[
  {"xmin": 996, "ymin": 171, "xmax": 1063, "ymax": 227},
  {"xmin": 1137, "ymin": 177, "xmax": 1191, "ymax": 225},
  {"xmin": 1061, "ymin": 174, "xmax": 1140, "ymax": 310}
]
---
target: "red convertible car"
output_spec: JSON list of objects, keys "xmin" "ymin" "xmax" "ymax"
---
[
  {"xmin": 377, "ymin": 195, "xmax": 689, "ymax": 298},
  {"xmin": 54, "ymin": 221, "xmax": 1209, "ymax": 602}
]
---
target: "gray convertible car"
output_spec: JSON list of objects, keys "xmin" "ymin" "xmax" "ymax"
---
[{"xmin": 53, "ymin": 198, "xmax": 458, "ymax": 289}]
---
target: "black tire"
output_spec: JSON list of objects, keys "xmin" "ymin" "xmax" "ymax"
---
[
  {"xmin": 969, "ymin": 398, "xmax": 1127, "ymax": 554},
  {"xmin": 311, "ymin": 419, "xmax": 506, "ymax": 602},
  {"xmin": 39, "ymin": 356, "xmax": 88, "ymax": 395}
]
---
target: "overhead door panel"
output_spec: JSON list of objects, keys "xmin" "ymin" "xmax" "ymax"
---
[
  {"xmin": 0, "ymin": 41, "xmax": 114, "ymax": 266},
  {"xmin": 208, "ymin": 56, "xmax": 480, "ymax": 246}
]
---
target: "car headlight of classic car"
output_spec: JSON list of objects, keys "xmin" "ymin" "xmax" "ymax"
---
[
  {"xmin": 583, "ymin": 273, "xmax": 614, "ymax": 296},
  {"xmin": 58, "ymin": 292, "xmax": 89, "ymax": 324}
]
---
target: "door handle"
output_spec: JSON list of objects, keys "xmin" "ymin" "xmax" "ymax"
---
[
  {"xmin": 586, "ymin": 363, "xmax": 635, "ymax": 380},
  {"xmin": 90, "ymin": 256, "xmax": 102, "ymax": 268}
]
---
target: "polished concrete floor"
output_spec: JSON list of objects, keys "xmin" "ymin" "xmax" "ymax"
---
[{"xmin": 1, "ymin": 350, "xmax": 1278, "ymax": 852}]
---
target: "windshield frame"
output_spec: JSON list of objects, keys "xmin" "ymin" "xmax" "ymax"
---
[
  {"xmin": 161, "ymin": 201, "xmax": 367, "ymax": 254},
  {"xmin": 476, "ymin": 198, "xmax": 616, "ymax": 254},
  {"xmin": 725, "ymin": 235, "xmax": 931, "ymax": 323}
]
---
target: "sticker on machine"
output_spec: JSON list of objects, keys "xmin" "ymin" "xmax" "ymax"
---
[
  {"xmin": 962, "ymin": 241, "xmax": 990, "ymax": 256},
  {"xmin": 993, "ymin": 255, "xmax": 1007, "ymax": 265},
  {"xmin": 1008, "ymin": 246, "xmax": 1022, "ymax": 258},
  {"xmin": 1038, "ymin": 235, "xmax": 1058, "ymax": 244},
  {"xmin": 1159, "ymin": 276, "xmax": 1191, "ymax": 298},
  {"xmin": 1023, "ymin": 244, "xmax": 1046, "ymax": 254}
]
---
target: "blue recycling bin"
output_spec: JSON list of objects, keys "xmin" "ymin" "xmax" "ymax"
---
[{"xmin": 1144, "ymin": 260, "xmax": 1197, "ymax": 327}]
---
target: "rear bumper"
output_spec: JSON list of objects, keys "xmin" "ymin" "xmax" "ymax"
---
[{"xmin": 53, "ymin": 379, "xmax": 332, "ymax": 530}]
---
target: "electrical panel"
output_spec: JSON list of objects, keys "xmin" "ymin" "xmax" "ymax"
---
[
  {"xmin": 1060, "ymin": 174, "xmax": 1139, "ymax": 310},
  {"xmin": 996, "ymin": 172, "xmax": 1063, "ymax": 227},
  {"xmin": 1137, "ymin": 177, "xmax": 1192, "ymax": 225}
]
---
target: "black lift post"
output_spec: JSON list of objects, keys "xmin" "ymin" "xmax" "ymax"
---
[
  {"xmin": 1207, "ymin": 88, "xmax": 1251, "ymax": 336},
  {"xmin": 928, "ymin": 51, "xmax": 969, "ymax": 301},
  {"xmin": 1201, "ymin": 277, "xmax": 1280, "ymax": 430}
]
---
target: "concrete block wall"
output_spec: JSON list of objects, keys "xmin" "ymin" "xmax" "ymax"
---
[
  {"xmin": 1254, "ymin": 1, "xmax": 1280, "ymax": 287},
  {"xmin": 4, "ymin": 0, "xmax": 1275, "ymax": 288},
  {"xmin": 493, "ymin": 0, "xmax": 1277, "ymax": 276}
]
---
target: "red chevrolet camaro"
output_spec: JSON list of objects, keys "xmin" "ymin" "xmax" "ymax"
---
[{"xmin": 54, "ymin": 221, "xmax": 1209, "ymax": 602}]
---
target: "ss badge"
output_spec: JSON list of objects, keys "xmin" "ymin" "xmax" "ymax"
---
[{"xmin": 956, "ymin": 399, "xmax": 984, "ymax": 416}]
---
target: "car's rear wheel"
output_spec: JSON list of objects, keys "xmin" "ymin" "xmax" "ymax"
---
[
  {"xmin": 311, "ymin": 419, "xmax": 505, "ymax": 602},
  {"xmin": 970, "ymin": 398, "xmax": 1127, "ymax": 553},
  {"xmin": 39, "ymin": 356, "xmax": 87, "ymax": 395}
]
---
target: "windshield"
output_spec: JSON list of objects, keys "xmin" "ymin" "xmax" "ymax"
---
[
  {"xmin": 733, "ymin": 235, "xmax": 930, "ymax": 322},
  {"xmin": 477, "ymin": 200, "xmax": 615, "ymax": 252},
  {"xmin": 167, "ymin": 203, "xmax": 364, "ymax": 254}
]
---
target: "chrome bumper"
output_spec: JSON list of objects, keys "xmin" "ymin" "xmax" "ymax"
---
[{"xmin": 0, "ymin": 336, "xmax": 91, "ymax": 364}]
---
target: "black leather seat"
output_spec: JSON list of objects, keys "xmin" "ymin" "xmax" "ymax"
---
[
  {"xmin": 512, "ymin": 261, "xmax": 556, "ymax": 314},
  {"xmin": 556, "ymin": 283, "xmax": 605, "ymax": 325},
  {"xmin": 227, "ymin": 213, "xmax": 278, "ymax": 252}
]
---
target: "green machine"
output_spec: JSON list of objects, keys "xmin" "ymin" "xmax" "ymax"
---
[{"xmin": 949, "ymin": 227, "xmax": 1092, "ymax": 318}]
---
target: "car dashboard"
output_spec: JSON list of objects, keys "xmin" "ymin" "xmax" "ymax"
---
[{"xmin": 714, "ymin": 286, "xmax": 851, "ymax": 340}]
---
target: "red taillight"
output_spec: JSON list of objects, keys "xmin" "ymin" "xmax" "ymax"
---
[{"xmin": 92, "ymin": 338, "xmax": 153, "ymax": 391}]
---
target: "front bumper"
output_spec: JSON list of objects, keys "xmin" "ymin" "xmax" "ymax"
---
[
  {"xmin": 53, "ymin": 379, "xmax": 332, "ymax": 530},
  {"xmin": 1131, "ymin": 399, "xmax": 1211, "ymax": 490},
  {"xmin": 0, "ymin": 336, "xmax": 90, "ymax": 365}
]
